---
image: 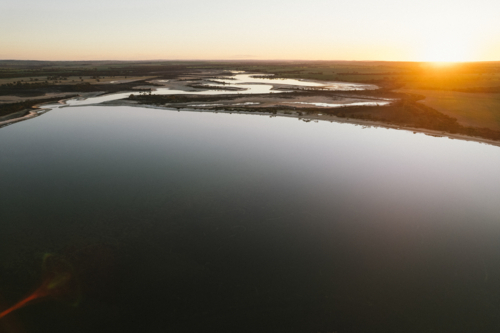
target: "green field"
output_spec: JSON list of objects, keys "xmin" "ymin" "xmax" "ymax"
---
[{"xmin": 401, "ymin": 89, "xmax": 500, "ymax": 131}]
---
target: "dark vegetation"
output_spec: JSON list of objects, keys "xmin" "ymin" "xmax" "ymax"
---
[
  {"xmin": 0, "ymin": 96, "xmax": 77, "ymax": 119},
  {"xmin": 330, "ymin": 100, "xmax": 500, "ymax": 141},
  {"xmin": 0, "ymin": 60, "xmax": 201, "ymax": 98},
  {"xmin": 0, "ymin": 79, "xmax": 157, "ymax": 97},
  {"xmin": 129, "ymin": 93, "xmax": 264, "ymax": 104},
  {"xmin": 0, "ymin": 60, "xmax": 195, "ymax": 80},
  {"xmin": 185, "ymin": 84, "xmax": 241, "ymax": 91}
]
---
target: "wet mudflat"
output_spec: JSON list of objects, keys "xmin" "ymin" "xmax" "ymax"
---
[{"xmin": 1, "ymin": 106, "xmax": 500, "ymax": 332}]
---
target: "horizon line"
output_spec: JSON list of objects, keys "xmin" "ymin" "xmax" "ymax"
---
[{"xmin": 1, "ymin": 59, "xmax": 499, "ymax": 64}]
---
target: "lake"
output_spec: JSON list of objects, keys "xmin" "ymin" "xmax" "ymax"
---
[{"xmin": 1, "ymin": 105, "xmax": 500, "ymax": 332}]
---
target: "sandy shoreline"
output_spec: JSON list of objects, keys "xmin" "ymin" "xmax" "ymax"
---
[
  {"xmin": 0, "ymin": 110, "xmax": 38, "ymax": 127},
  {"xmin": 0, "ymin": 96, "xmax": 75, "ymax": 128}
]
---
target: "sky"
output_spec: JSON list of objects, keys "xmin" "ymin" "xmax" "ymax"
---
[{"xmin": 1, "ymin": 0, "xmax": 499, "ymax": 62}]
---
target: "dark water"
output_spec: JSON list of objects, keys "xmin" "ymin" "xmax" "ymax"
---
[{"xmin": 1, "ymin": 106, "xmax": 500, "ymax": 332}]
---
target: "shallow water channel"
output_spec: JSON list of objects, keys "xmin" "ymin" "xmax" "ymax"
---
[
  {"xmin": 64, "ymin": 73, "xmax": 377, "ymax": 106},
  {"xmin": 1, "ymin": 105, "xmax": 500, "ymax": 332}
]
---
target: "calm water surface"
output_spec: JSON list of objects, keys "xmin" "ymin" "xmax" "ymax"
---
[
  {"xmin": 1, "ymin": 106, "xmax": 500, "ymax": 332},
  {"xmin": 207, "ymin": 74, "xmax": 377, "ymax": 91}
]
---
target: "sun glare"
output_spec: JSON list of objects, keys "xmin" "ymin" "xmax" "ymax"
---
[
  {"xmin": 423, "ymin": 38, "xmax": 471, "ymax": 63},
  {"xmin": 420, "ymin": 24, "xmax": 476, "ymax": 63}
]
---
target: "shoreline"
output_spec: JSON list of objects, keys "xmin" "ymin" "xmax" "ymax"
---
[
  {"xmin": 3, "ymin": 95, "xmax": 500, "ymax": 148},
  {"xmin": 2, "ymin": 89, "xmax": 500, "ymax": 148},
  {"xmin": 0, "ymin": 110, "xmax": 38, "ymax": 127},
  {"xmin": 0, "ymin": 96, "xmax": 72, "ymax": 128},
  {"xmin": 106, "ymin": 99, "xmax": 500, "ymax": 148}
]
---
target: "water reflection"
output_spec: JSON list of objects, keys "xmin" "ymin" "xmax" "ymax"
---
[
  {"xmin": 292, "ymin": 101, "xmax": 391, "ymax": 107},
  {"xmin": 1, "ymin": 107, "xmax": 500, "ymax": 332},
  {"xmin": 213, "ymin": 73, "xmax": 377, "ymax": 89}
]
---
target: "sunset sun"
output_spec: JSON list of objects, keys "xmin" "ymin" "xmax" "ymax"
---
[
  {"xmin": 424, "ymin": 44, "xmax": 470, "ymax": 63},
  {"xmin": 419, "ymin": 20, "xmax": 478, "ymax": 63}
]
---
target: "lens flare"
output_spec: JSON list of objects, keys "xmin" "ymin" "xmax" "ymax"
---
[{"xmin": 0, "ymin": 254, "xmax": 80, "ymax": 319}]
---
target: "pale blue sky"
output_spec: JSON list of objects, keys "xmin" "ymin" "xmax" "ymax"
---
[{"xmin": 1, "ymin": 0, "xmax": 499, "ymax": 61}]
